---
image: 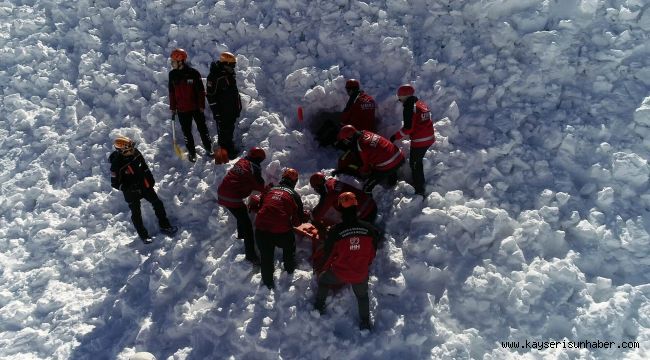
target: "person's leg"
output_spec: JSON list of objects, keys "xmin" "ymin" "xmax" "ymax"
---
[
  {"xmin": 142, "ymin": 188, "xmax": 172, "ymax": 228},
  {"xmin": 193, "ymin": 111, "xmax": 213, "ymax": 153},
  {"xmin": 256, "ymin": 229, "xmax": 275, "ymax": 289},
  {"xmin": 278, "ymin": 232, "xmax": 296, "ymax": 273},
  {"xmin": 127, "ymin": 197, "xmax": 148, "ymax": 238},
  {"xmin": 218, "ymin": 116, "xmax": 237, "ymax": 158},
  {"xmin": 352, "ymin": 280, "xmax": 371, "ymax": 329},
  {"xmin": 177, "ymin": 112, "xmax": 196, "ymax": 156},
  {"xmin": 314, "ymin": 270, "xmax": 342, "ymax": 313},
  {"xmin": 228, "ymin": 207, "xmax": 257, "ymax": 261},
  {"xmin": 409, "ymin": 146, "xmax": 429, "ymax": 195}
]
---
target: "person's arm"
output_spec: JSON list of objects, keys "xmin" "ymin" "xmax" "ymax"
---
[
  {"xmin": 109, "ymin": 153, "xmax": 122, "ymax": 190},
  {"xmin": 195, "ymin": 69, "xmax": 206, "ymax": 110}
]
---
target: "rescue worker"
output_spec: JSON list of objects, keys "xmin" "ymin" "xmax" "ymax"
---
[
  {"xmin": 340, "ymin": 79, "xmax": 376, "ymax": 132},
  {"xmin": 168, "ymin": 48, "xmax": 213, "ymax": 163},
  {"xmin": 309, "ymin": 172, "xmax": 377, "ymax": 227},
  {"xmin": 308, "ymin": 173, "xmax": 378, "ymax": 276},
  {"xmin": 217, "ymin": 147, "xmax": 267, "ymax": 264},
  {"xmin": 337, "ymin": 125, "xmax": 405, "ymax": 194},
  {"xmin": 390, "ymin": 84, "xmax": 435, "ymax": 196},
  {"xmin": 254, "ymin": 168, "xmax": 306, "ymax": 289},
  {"xmin": 314, "ymin": 192, "xmax": 379, "ymax": 331},
  {"xmin": 206, "ymin": 51, "xmax": 243, "ymax": 160},
  {"xmin": 109, "ymin": 136, "xmax": 178, "ymax": 243}
]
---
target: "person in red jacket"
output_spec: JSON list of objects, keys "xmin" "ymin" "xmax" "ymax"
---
[
  {"xmin": 217, "ymin": 147, "xmax": 267, "ymax": 264},
  {"xmin": 390, "ymin": 84, "xmax": 436, "ymax": 195},
  {"xmin": 255, "ymin": 168, "xmax": 306, "ymax": 289},
  {"xmin": 168, "ymin": 48, "xmax": 213, "ymax": 163},
  {"xmin": 109, "ymin": 136, "xmax": 178, "ymax": 243},
  {"xmin": 314, "ymin": 192, "xmax": 379, "ymax": 331},
  {"xmin": 309, "ymin": 172, "xmax": 377, "ymax": 227},
  {"xmin": 337, "ymin": 125, "xmax": 405, "ymax": 194},
  {"xmin": 340, "ymin": 79, "xmax": 376, "ymax": 132}
]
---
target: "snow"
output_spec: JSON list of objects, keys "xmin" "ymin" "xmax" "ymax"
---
[{"xmin": 1, "ymin": 0, "xmax": 650, "ymax": 359}]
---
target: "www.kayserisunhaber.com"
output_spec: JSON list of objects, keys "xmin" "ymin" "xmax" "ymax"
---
[{"xmin": 500, "ymin": 340, "xmax": 640, "ymax": 350}]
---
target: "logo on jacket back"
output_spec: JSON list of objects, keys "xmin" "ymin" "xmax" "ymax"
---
[
  {"xmin": 363, "ymin": 133, "xmax": 380, "ymax": 148},
  {"xmin": 360, "ymin": 102, "xmax": 374, "ymax": 110},
  {"xmin": 349, "ymin": 237, "xmax": 360, "ymax": 251}
]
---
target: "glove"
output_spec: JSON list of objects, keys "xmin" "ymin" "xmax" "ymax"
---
[
  {"xmin": 331, "ymin": 169, "xmax": 340, "ymax": 176},
  {"xmin": 389, "ymin": 135, "xmax": 396, "ymax": 142}
]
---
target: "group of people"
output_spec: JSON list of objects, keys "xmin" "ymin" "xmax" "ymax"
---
[
  {"xmin": 108, "ymin": 48, "xmax": 436, "ymax": 331},
  {"xmin": 169, "ymin": 49, "xmax": 242, "ymax": 163}
]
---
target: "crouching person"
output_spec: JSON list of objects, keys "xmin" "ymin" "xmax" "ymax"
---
[
  {"xmin": 109, "ymin": 136, "xmax": 177, "ymax": 243},
  {"xmin": 314, "ymin": 192, "xmax": 379, "ymax": 331}
]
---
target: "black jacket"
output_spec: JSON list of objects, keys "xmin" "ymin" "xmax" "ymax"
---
[
  {"xmin": 109, "ymin": 149, "xmax": 155, "ymax": 193},
  {"xmin": 206, "ymin": 62, "xmax": 242, "ymax": 119}
]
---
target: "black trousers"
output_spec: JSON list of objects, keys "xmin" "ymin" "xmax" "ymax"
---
[
  {"xmin": 409, "ymin": 146, "xmax": 430, "ymax": 194},
  {"xmin": 213, "ymin": 113, "xmax": 237, "ymax": 157},
  {"xmin": 226, "ymin": 206, "xmax": 256, "ymax": 258},
  {"xmin": 178, "ymin": 110, "xmax": 212, "ymax": 155},
  {"xmin": 362, "ymin": 158, "xmax": 405, "ymax": 194},
  {"xmin": 255, "ymin": 229, "xmax": 296, "ymax": 288},
  {"xmin": 315, "ymin": 271, "xmax": 370, "ymax": 322},
  {"xmin": 125, "ymin": 188, "xmax": 171, "ymax": 237}
]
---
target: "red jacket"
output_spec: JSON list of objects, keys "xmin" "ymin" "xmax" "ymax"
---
[
  {"xmin": 169, "ymin": 66, "xmax": 206, "ymax": 113},
  {"xmin": 311, "ymin": 178, "xmax": 377, "ymax": 226},
  {"xmin": 356, "ymin": 130, "xmax": 404, "ymax": 175},
  {"xmin": 392, "ymin": 97, "xmax": 435, "ymax": 148},
  {"xmin": 341, "ymin": 90, "xmax": 376, "ymax": 132},
  {"xmin": 255, "ymin": 185, "xmax": 304, "ymax": 233},
  {"xmin": 217, "ymin": 158, "xmax": 265, "ymax": 208},
  {"xmin": 322, "ymin": 219, "xmax": 378, "ymax": 283}
]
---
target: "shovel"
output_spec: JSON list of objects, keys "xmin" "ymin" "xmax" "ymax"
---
[{"xmin": 171, "ymin": 113, "xmax": 184, "ymax": 159}]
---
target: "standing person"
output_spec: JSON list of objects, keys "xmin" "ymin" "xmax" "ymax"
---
[
  {"xmin": 109, "ymin": 136, "xmax": 178, "ymax": 243},
  {"xmin": 254, "ymin": 168, "xmax": 306, "ymax": 289},
  {"xmin": 217, "ymin": 147, "xmax": 267, "ymax": 265},
  {"xmin": 340, "ymin": 79, "xmax": 376, "ymax": 132},
  {"xmin": 314, "ymin": 192, "xmax": 379, "ymax": 331},
  {"xmin": 206, "ymin": 51, "xmax": 243, "ymax": 160},
  {"xmin": 389, "ymin": 84, "xmax": 435, "ymax": 196},
  {"xmin": 168, "ymin": 48, "xmax": 213, "ymax": 163},
  {"xmin": 337, "ymin": 125, "xmax": 405, "ymax": 194}
]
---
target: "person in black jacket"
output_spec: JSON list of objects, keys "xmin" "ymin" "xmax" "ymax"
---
[
  {"xmin": 169, "ymin": 48, "xmax": 213, "ymax": 163},
  {"xmin": 206, "ymin": 51, "xmax": 243, "ymax": 160},
  {"xmin": 109, "ymin": 136, "xmax": 177, "ymax": 243}
]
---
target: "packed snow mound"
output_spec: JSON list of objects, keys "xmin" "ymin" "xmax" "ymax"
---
[{"xmin": 1, "ymin": 0, "xmax": 650, "ymax": 359}]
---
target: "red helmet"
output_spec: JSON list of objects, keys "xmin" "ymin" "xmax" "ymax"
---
[
  {"xmin": 247, "ymin": 147, "xmax": 266, "ymax": 162},
  {"xmin": 309, "ymin": 172, "xmax": 326, "ymax": 188},
  {"xmin": 345, "ymin": 79, "xmax": 360, "ymax": 90},
  {"xmin": 397, "ymin": 84, "xmax": 415, "ymax": 97},
  {"xmin": 282, "ymin": 168, "xmax": 299, "ymax": 183},
  {"xmin": 337, "ymin": 125, "xmax": 358, "ymax": 142},
  {"xmin": 170, "ymin": 48, "xmax": 188, "ymax": 61},
  {"xmin": 338, "ymin": 192, "xmax": 358, "ymax": 208}
]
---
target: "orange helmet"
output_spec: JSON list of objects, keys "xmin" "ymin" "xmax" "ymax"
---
[
  {"xmin": 345, "ymin": 79, "xmax": 360, "ymax": 90},
  {"xmin": 309, "ymin": 172, "xmax": 326, "ymax": 188},
  {"xmin": 247, "ymin": 147, "xmax": 266, "ymax": 162},
  {"xmin": 219, "ymin": 51, "xmax": 236, "ymax": 64},
  {"xmin": 397, "ymin": 84, "xmax": 415, "ymax": 97},
  {"xmin": 337, "ymin": 125, "xmax": 358, "ymax": 142},
  {"xmin": 338, "ymin": 192, "xmax": 358, "ymax": 208},
  {"xmin": 114, "ymin": 135, "xmax": 134, "ymax": 152},
  {"xmin": 170, "ymin": 48, "xmax": 188, "ymax": 61},
  {"xmin": 282, "ymin": 168, "xmax": 299, "ymax": 183}
]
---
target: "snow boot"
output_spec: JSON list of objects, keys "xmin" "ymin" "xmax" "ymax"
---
[{"xmin": 160, "ymin": 225, "xmax": 178, "ymax": 236}]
